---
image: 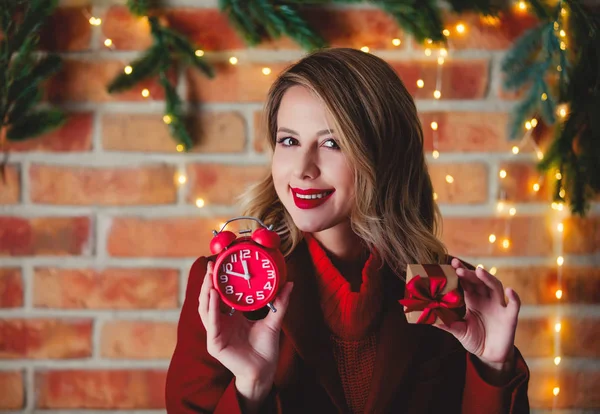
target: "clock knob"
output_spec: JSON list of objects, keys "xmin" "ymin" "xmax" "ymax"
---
[
  {"xmin": 251, "ymin": 227, "xmax": 281, "ymax": 249},
  {"xmin": 209, "ymin": 230, "xmax": 237, "ymax": 255}
]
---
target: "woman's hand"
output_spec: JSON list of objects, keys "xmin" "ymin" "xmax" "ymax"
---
[
  {"xmin": 198, "ymin": 261, "xmax": 294, "ymax": 407},
  {"xmin": 436, "ymin": 258, "xmax": 521, "ymax": 377}
]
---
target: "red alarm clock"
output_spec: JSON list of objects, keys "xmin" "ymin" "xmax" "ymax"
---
[{"xmin": 210, "ymin": 216, "xmax": 287, "ymax": 316}]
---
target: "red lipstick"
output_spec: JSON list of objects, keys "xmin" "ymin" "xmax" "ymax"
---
[{"xmin": 290, "ymin": 187, "xmax": 335, "ymax": 210}]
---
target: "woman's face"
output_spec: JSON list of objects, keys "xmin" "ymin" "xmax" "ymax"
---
[{"xmin": 271, "ymin": 85, "xmax": 354, "ymax": 234}]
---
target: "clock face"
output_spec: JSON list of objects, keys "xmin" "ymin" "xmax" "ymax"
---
[{"xmin": 213, "ymin": 243, "xmax": 279, "ymax": 311}]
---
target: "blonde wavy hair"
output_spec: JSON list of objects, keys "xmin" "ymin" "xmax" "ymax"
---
[{"xmin": 238, "ymin": 47, "xmax": 448, "ymax": 275}]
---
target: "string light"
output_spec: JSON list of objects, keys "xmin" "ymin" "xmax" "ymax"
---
[
  {"xmin": 195, "ymin": 198, "xmax": 205, "ymax": 208},
  {"xmin": 432, "ymin": 150, "xmax": 439, "ymax": 159},
  {"xmin": 489, "ymin": 234, "xmax": 496, "ymax": 243},
  {"xmin": 124, "ymin": 66, "xmax": 133, "ymax": 75},
  {"xmin": 443, "ymin": 29, "xmax": 450, "ymax": 36},
  {"xmin": 175, "ymin": 173, "xmax": 187, "ymax": 185},
  {"xmin": 195, "ymin": 49, "xmax": 204, "ymax": 56},
  {"xmin": 555, "ymin": 289, "xmax": 563, "ymax": 299},
  {"xmin": 554, "ymin": 356, "xmax": 562, "ymax": 365},
  {"xmin": 392, "ymin": 38, "xmax": 402, "ymax": 46},
  {"xmin": 509, "ymin": 207, "xmax": 517, "ymax": 216},
  {"xmin": 445, "ymin": 175, "xmax": 454, "ymax": 183},
  {"xmin": 229, "ymin": 56, "xmax": 238, "ymax": 65},
  {"xmin": 501, "ymin": 239, "xmax": 510, "ymax": 249},
  {"xmin": 433, "ymin": 192, "xmax": 438, "ymax": 200},
  {"xmin": 554, "ymin": 322, "xmax": 562, "ymax": 332},
  {"xmin": 104, "ymin": 39, "xmax": 113, "ymax": 47},
  {"xmin": 430, "ymin": 121, "xmax": 438, "ymax": 130},
  {"xmin": 262, "ymin": 67, "xmax": 272, "ymax": 75},
  {"xmin": 499, "ymin": 169, "xmax": 507, "ymax": 179},
  {"xmin": 176, "ymin": 144, "xmax": 184, "ymax": 152},
  {"xmin": 541, "ymin": 93, "xmax": 548, "ymax": 101},
  {"xmin": 512, "ymin": 146, "xmax": 519, "ymax": 154},
  {"xmin": 433, "ymin": 90, "xmax": 441, "ymax": 99},
  {"xmin": 163, "ymin": 115, "xmax": 172, "ymax": 124},
  {"xmin": 425, "ymin": 48, "xmax": 432, "ymax": 56},
  {"xmin": 141, "ymin": 88, "xmax": 150, "ymax": 98},
  {"xmin": 437, "ymin": 57, "xmax": 444, "ymax": 65},
  {"xmin": 557, "ymin": 222, "xmax": 564, "ymax": 232},
  {"xmin": 553, "ymin": 387, "xmax": 560, "ymax": 396},
  {"xmin": 560, "ymin": 41, "xmax": 566, "ymax": 50},
  {"xmin": 557, "ymin": 256, "xmax": 564, "ymax": 266},
  {"xmin": 533, "ymin": 183, "xmax": 540, "ymax": 192},
  {"xmin": 455, "ymin": 23, "xmax": 466, "ymax": 34},
  {"xmin": 489, "ymin": 267, "xmax": 497, "ymax": 275},
  {"xmin": 89, "ymin": 17, "xmax": 102, "ymax": 26},
  {"xmin": 416, "ymin": 79, "xmax": 425, "ymax": 88},
  {"xmin": 517, "ymin": 1, "xmax": 527, "ymax": 11},
  {"xmin": 360, "ymin": 46, "xmax": 370, "ymax": 53}
]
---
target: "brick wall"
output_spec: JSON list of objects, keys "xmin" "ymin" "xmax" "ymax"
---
[{"xmin": 1, "ymin": 0, "xmax": 599, "ymax": 412}]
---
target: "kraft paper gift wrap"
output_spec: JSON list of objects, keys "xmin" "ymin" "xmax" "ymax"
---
[{"xmin": 399, "ymin": 264, "xmax": 466, "ymax": 326}]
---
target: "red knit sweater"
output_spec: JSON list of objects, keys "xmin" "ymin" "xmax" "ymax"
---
[{"xmin": 305, "ymin": 234, "xmax": 385, "ymax": 414}]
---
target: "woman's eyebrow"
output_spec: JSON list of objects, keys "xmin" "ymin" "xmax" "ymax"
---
[{"xmin": 276, "ymin": 127, "xmax": 334, "ymax": 136}]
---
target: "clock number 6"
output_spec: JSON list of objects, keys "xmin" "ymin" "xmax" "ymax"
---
[{"xmin": 245, "ymin": 295, "xmax": 254, "ymax": 304}]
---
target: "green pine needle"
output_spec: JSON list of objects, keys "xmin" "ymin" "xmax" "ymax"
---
[
  {"xmin": 6, "ymin": 109, "xmax": 66, "ymax": 141},
  {"xmin": 107, "ymin": 46, "xmax": 165, "ymax": 93}
]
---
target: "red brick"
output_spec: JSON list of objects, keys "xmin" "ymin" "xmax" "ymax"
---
[
  {"xmin": 189, "ymin": 59, "xmax": 488, "ymax": 103},
  {"xmin": 494, "ymin": 266, "xmax": 600, "ymax": 305},
  {"xmin": 101, "ymin": 6, "xmax": 153, "ymax": 50},
  {"xmin": 413, "ymin": 11, "xmax": 538, "ymax": 50},
  {"xmin": 498, "ymin": 162, "xmax": 553, "ymax": 202},
  {"xmin": 0, "ymin": 217, "xmax": 90, "ymax": 256},
  {"xmin": 391, "ymin": 59, "xmax": 489, "ymax": 100},
  {"xmin": 420, "ymin": 112, "xmax": 539, "ymax": 153},
  {"xmin": 429, "ymin": 163, "xmax": 487, "ymax": 204},
  {"xmin": 529, "ymin": 369, "xmax": 600, "ymax": 409},
  {"xmin": 101, "ymin": 112, "xmax": 246, "ymax": 153},
  {"xmin": 0, "ymin": 165, "xmax": 20, "ymax": 204},
  {"xmin": 101, "ymin": 321, "xmax": 176, "ymax": 359},
  {"xmin": 563, "ymin": 215, "xmax": 600, "ymax": 254},
  {"xmin": 0, "ymin": 371, "xmax": 24, "ymax": 409},
  {"xmin": 187, "ymin": 61, "xmax": 290, "ymax": 103},
  {"xmin": 254, "ymin": 111, "xmax": 269, "ymax": 153},
  {"xmin": 46, "ymin": 59, "xmax": 175, "ymax": 102},
  {"xmin": 40, "ymin": 6, "xmax": 92, "ymax": 51},
  {"xmin": 6, "ymin": 113, "xmax": 93, "ymax": 152},
  {"xmin": 0, "ymin": 319, "xmax": 92, "ymax": 359},
  {"xmin": 515, "ymin": 318, "xmax": 599, "ymax": 358},
  {"xmin": 441, "ymin": 216, "xmax": 553, "ymax": 257},
  {"xmin": 36, "ymin": 370, "xmax": 166, "ymax": 409},
  {"xmin": 187, "ymin": 164, "xmax": 268, "ymax": 206},
  {"xmin": 33, "ymin": 268, "xmax": 179, "ymax": 309},
  {"xmin": 0, "ymin": 268, "xmax": 23, "ymax": 308},
  {"xmin": 280, "ymin": 8, "xmax": 406, "ymax": 50},
  {"xmin": 107, "ymin": 217, "xmax": 226, "ymax": 258},
  {"xmin": 30, "ymin": 165, "xmax": 177, "ymax": 205}
]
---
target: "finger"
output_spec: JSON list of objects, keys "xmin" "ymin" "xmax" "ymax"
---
[
  {"xmin": 206, "ymin": 288, "xmax": 221, "ymax": 343},
  {"xmin": 455, "ymin": 267, "xmax": 488, "ymax": 297},
  {"xmin": 198, "ymin": 261, "xmax": 214, "ymax": 326},
  {"xmin": 505, "ymin": 287, "xmax": 521, "ymax": 317},
  {"xmin": 435, "ymin": 320, "xmax": 468, "ymax": 341},
  {"xmin": 474, "ymin": 266, "xmax": 506, "ymax": 305},
  {"xmin": 265, "ymin": 282, "xmax": 294, "ymax": 330}
]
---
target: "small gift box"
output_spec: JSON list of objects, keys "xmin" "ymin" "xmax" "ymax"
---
[{"xmin": 399, "ymin": 264, "xmax": 465, "ymax": 326}]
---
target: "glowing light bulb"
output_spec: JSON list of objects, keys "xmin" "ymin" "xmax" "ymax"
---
[
  {"xmin": 229, "ymin": 56, "xmax": 238, "ymax": 65},
  {"xmin": 433, "ymin": 192, "xmax": 438, "ymax": 200},
  {"xmin": 431, "ymin": 121, "xmax": 438, "ymax": 130},
  {"xmin": 443, "ymin": 29, "xmax": 450, "ymax": 36},
  {"xmin": 437, "ymin": 57, "xmax": 444, "ymax": 65},
  {"xmin": 554, "ymin": 356, "xmax": 561, "ymax": 365},
  {"xmin": 262, "ymin": 67, "xmax": 272, "ymax": 75},
  {"xmin": 541, "ymin": 93, "xmax": 548, "ymax": 101},
  {"xmin": 163, "ymin": 115, "xmax": 172, "ymax": 124},
  {"xmin": 509, "ymin": 207, "xmax": 516, "ymax": 216},
  {"xmin": 489, "ymin": 267, "xmax": 497, "ymax": 275},
  {"xmin": 477, "ymin": 264, "xmax": 484, "ymax": 269},
  {"xmin": 425, "ymin": 48, "xmax": 432, "ymax": 56},
  {"xmin": 489, "ymin": 234, "xmax": 496, "ymax": 243},
  {"xmin": 555, "ymin": 289, "xmax": 563, "ymax": 299},
  {"xmin": 553, "ymin": 387, "xmax": 560, "ymax": 396},
  {"xmin": 104, "ymin": 38, "xmax": 113, "ymax": 47},
  {"xmin": 89, "ymin": 17, "xmax": 102, "ymax": 26},
  {"xmin": 392, "ymin": 38, "xmax": 402, "ymax": 46},
  {"xmin": 533, "ymin": 183, "xmax": 540, "ymax": 192},
  {"xmin": 176, "ymin": 144, "xmax": 184, "ymax": 152},
  {"xmin": 518, "ymin": 1, "xmax": 527, "ymax": 11},
  {"xmin": 141, "ymin": 88, "xmax": 150, "ymax": 98},
  {"xmin": 176, "ymin": 174, "xmax": 187, "ymax": 185},
  {"xmin": 557, "ymin": 256, "xmax": 564, "ymax": 266},
  {"xmin": 456, "ymin": 23, "xmax": 466, "ymax": 34},
  {"xmin": 499, "ymin": 170, "xmax": 507, "ymax": 179},
  {"xmin": 512, "ymin": 146, "xmax": 519, "ymax": 154},
  {"xmin": 560, "ymin": 29, "xmax": 566, "ymax": 37},
  {"xmin": 445, "ymin": 175, "xmax": 454, "ymax": 183},
  {"xmin": 195, "ymin": 49, "xmax": 204, "ymax": 56},
  {"xmin": 531, "ymin": 118, "xmax": 538, "ymax": 127},
  {"xmin": 433, "ymin": 90, "xmax": 441, "ymax": 99},
  {"xmin": 124, "ymin": 66, "xmax": 133, "ymax": 75},
  {"xmin": 557, "ymin": 223, "xmax": 564, "ymax": 232},
  {"xmin": 560, "ymin": 42, "xmax": 566, "ymax": 50},
  {"xmin": 426, "ymin": 38, "xmax": 433, "ymax": 44},
  {"xmin": 497, "ymin": 201, "xmax": 505, "ymax": 212},
  {"xmin": 440, "ymin": 48, "xmax": 448, "ymax": 57},
  {"xmin": 559, "ymin": 188, "xmax": 565, "ymax": 198},
  {"xmin": 432, "ymin": 150, "xmax": 440, "ymax": 159},
  {"xmin": 525, "ymin": 121, "xmax": 532, "ymax": 130},
  {"xmin": 196, "ymin": 198, "xmax": 205, "ymax": 208},
  {"xmin": 361, "ymin": 46, "xmax": 370, "ymax": 53},
  {"xmin": 502, "ymin": 239, "xmax": 510, "ymax": 249},
  {"xmin": 554, "ymin": 322, "xmax": 561, "ymax": 332},
  {"xmin": 561, "ymin": 7, "xmax": 567, "ymax": 16},
  {"xmin": 556, "ymin": 172, "xmax": 562, "ymax": 180},
  {"xmin": 416, "ymin": 79, "xmax": 425, "ymax": 88},
  {"xmin": 537, "ymin": 150, "xmax": 544, "ymax": 160}
]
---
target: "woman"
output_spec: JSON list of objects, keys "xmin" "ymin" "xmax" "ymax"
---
[{"xmin": 165, "ymin": 48, "xmax": 530, "ymax": 414}]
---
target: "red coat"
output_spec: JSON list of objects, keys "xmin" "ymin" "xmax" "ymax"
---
[{"xmin": 166, "ymin": 241, "xmax": 530, "ymax": 413}]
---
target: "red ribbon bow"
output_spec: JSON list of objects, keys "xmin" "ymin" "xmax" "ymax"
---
[{"xmin": 399, "ymin": 267, "xmax": 464, "ymax": 325}]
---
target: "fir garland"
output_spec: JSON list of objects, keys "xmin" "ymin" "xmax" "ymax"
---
[
  {"xmin": 0, "ymin": 0, "xmax": 66, "ymax": 182},
  {"xmin": 501, "ymin": 0, "xmax": 599, "ymax": 216}
]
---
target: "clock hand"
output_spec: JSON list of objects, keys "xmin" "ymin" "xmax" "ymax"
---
[
  {"xmin": 225, "ymin": 271, "xmax": 250, "ymax": 279},
  {"xmin": 241, "ymin": 260, "xmax": 252, "ymax": 289}
]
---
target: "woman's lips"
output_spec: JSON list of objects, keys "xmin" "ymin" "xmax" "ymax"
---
[{"xmin": 290, "ymin": 188, "xmax": 335, "ymax": 210}]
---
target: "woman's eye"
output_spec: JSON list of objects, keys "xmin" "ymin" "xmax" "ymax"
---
[
  {"xmin": 323, "ymin": 139, "xmax": 340, "ymax": 149},
  {"xmin": 276, "ymin": 137, "xmax": 297, "ymax": 146}
]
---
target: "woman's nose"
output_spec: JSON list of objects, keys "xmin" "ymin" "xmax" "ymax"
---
[{"xmin": 292, "ymin": 150, "xmax": 320, "ymax": 180}]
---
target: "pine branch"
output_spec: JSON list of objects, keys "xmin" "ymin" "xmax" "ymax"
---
[
  {"xmin": 107, "ymin": 45, "xmax": 166, "ymax": 93},
  {"xmin": 6, "ymin": 109, "xmax": 66, "ymax": 141},
  {"xmin": 160, "ymin": 73, "xmax": 193, "ymax": 150}
]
